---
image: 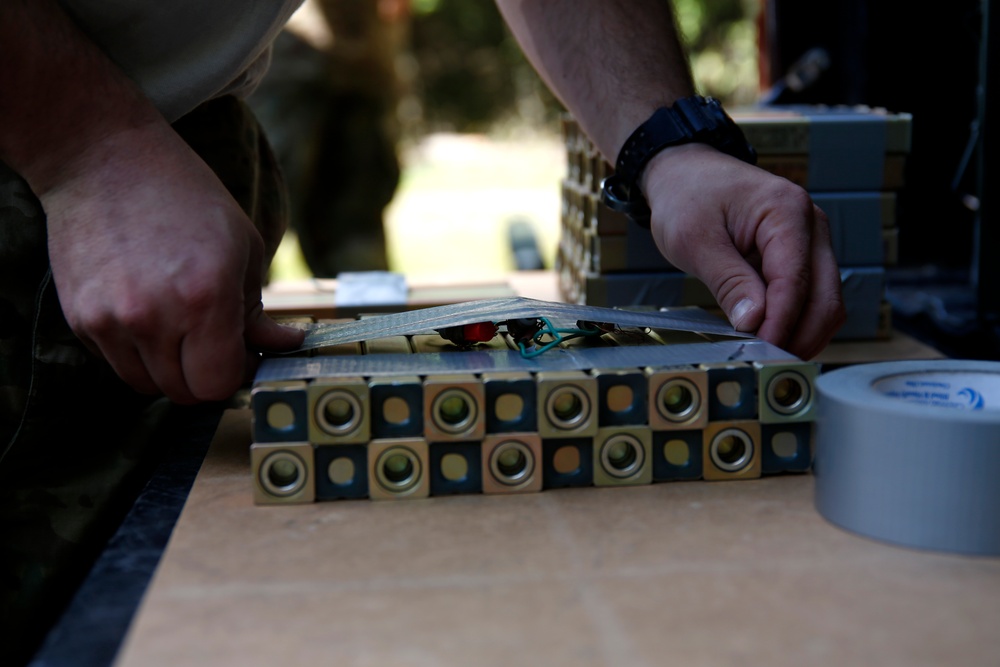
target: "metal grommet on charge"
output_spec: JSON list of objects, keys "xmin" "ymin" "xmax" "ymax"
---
[
  {"xmin": 709, "ymin": 428, "xmax": 753, "ymax": 472},
  {"xmin": 260, "ymin": 451, "xmax": 308, "ymax": 497}
]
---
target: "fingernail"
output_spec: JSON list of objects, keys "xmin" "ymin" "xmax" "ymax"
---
[{"xmin": 730, "ymin": 298, "xmax": 756, "ymax": 331}]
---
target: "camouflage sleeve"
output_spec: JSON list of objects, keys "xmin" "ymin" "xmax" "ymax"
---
[{"xmin": 0, "ymin": 94, "xmax": 288, "ymax": 663}]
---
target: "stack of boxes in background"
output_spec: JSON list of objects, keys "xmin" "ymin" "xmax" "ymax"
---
[{"xmin": 556, "ymin": 104, "xmax": 913, "ymax": 340}]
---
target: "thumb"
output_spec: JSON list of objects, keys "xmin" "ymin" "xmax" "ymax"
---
[
  {"xmin": 691, "ymin": 249, "xmax": 767, "ymax": 334},
  {"xmin": 244, "ymin": 301, "xmax": 306, "ymax": 353},
  {"xmin": 725, "ymin": 293, "xmax": 765, "ymax": 334},
  {"xmin": 241, "ymin": 235, "xmax": 306, "ymax": 353}
]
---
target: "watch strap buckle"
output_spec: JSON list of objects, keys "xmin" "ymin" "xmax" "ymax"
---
[{"xmin": 600, "ymin": 174, "xmax": 652, "ymax": 228}]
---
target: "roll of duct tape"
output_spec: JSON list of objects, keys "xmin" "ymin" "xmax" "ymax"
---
[{"xmin": 815, "ymin": 360, "xmax": 1000, "ymax": 556}]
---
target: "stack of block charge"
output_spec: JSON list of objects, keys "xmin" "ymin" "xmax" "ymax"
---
[
  {"xmin": 248, "ymin": 312, "xmax": 819, "ymax": 504},
  {"xmin": 556, "ymin": 105, "xmax": 913, "ymax": 340}
]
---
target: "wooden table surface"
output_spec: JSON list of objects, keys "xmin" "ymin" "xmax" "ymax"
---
[{"xmin": 114, "ymin": 408, "xmax": 1000, "ymax": 667}]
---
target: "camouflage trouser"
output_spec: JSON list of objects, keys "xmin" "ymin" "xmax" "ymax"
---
[
  {"xmin": 248, "ymin": 23, "xmax": 401, "ymax": 277},
  {"xmin": 0, "ymin": 95, "xmax": 288, "ymax": 664}
]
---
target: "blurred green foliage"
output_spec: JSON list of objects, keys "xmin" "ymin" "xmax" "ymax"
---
[
  {"xmin": 675, "ymin": 0, "xmax": 762, "ymax": 106},
  {"xmin": 405, "ymin": 0, "xmax": 760, "ymax": 135},
  {"xmin": 405, "ymin": 0, "xmax": 558, "ymax": 134}
]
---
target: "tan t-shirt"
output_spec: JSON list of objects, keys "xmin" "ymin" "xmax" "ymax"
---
[{"xmin": 59, "ymin": 0, "xmax": 305, "ymax": 122}]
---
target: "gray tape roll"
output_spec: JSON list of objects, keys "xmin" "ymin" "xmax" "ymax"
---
[{"xmin": 815, "ymin": 359, "xmax": 1000, "ymax": 556}]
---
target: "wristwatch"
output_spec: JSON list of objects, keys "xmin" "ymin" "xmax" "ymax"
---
[{"xmin": 600, "ymin": 95, "xmax": 757, "ymax": 227}]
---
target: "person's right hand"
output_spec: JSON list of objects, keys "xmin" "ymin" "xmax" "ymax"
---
[
  {"xmin": 38, "ymin": 120, "xmax": 304, "ymax": 405},
  {"xmin": 641, "ymin": 143, "xmax": 847, "ymax": 359}
]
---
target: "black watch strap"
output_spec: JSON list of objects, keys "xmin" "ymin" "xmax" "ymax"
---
[{"xmin": 601, "ymin": 96, "xmax": 757, "ymax": 227}]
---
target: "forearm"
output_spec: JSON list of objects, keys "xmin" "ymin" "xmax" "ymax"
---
[
  {"xmin": 0, "ymin": 0, "xmax": 164, "ymax": 195},
  {"xmin": 498, "ymin": 0, "xmax": 845, "ymax": 357},
  {"xmin": 495, "ymin": 0, "xmax": 695, "ymax": 162}
]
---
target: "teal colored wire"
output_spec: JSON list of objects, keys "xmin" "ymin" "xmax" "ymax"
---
[
  {"xmin": 519, "ymin": 338, "xmax": 560, "ymax": 359},
  {"xmin": 517, "ymin": 317, "xmax": 603, "ymax": 359}
]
